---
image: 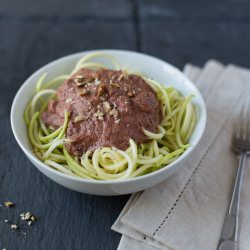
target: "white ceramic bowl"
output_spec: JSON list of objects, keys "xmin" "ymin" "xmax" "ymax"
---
[{"xmin": 11, "ymin": 49, "xmax": 206, "ymax": 196}]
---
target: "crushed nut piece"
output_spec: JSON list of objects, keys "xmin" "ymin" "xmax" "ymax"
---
[
  {"xmin": 4, "ymin": 201, "xmax": 14, "ymax": 208},
  {"xmin": 78, "ymin": 89, "xmax": 89, "ymax": 96},
  {"xmin": 65, "ymin": 98, "xmax": 72, "ymax": 103},
  {"xmin": 25, "ymin": 212, "xmax": 32, "ymax": 220},
  {"xmin": 94, "ymin": 111, "xmax": 104, "ymax": 117},
  {"xmin": 114, "ymin": 119, "xmax": 120, "ymax": 124},
  {"xmin": 94, "ymin": 110, "xmax": 104, "ymax": 121},
  {"xmin": 74, "ymin": 114, "xmax": 88, "ymax": 123},
  {"xmin": 74, "ymin": 76, "xmax": 92, "ymax": 86},
  {"xmin": 94, "ymin": 79, "xmax": 101, "ymax": 85},
  {"xmin": 103, "ymin": 101, "xmax": 111, "ymax": 112},
  {"xmin": 109, "ymin": 109, "xmax": 118, "ymax": 118},
  {"xmin": 110, "ymin": 82, "xmax": 120, "ymax": 88},
  {"xmin": 10, "ymin": 224, "xmax": 18, "ymax": 230},
  {"xmin": 96, "ymin": 83, "xmax": 106, "ymax": 97},
  {"xmin": 20, "ymin": 212, "xmax": 36, "ymax": 225},
  {"xmin": 118, "ymin": 74, "xmax": 123, "ymax": 81},
  {"xmin": 127, "ymin": 90, "xmax": 136, "ymax": 97}
]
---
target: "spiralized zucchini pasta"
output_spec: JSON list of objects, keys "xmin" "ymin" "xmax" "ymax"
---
[{"xmin": 24, "ymin": 52, "xmax": 196, "ymax": 180}]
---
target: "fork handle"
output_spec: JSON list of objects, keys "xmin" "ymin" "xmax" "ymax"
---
[{"xmin": 217, "ymin": 152, "xmax": 247, "ymax": 250}]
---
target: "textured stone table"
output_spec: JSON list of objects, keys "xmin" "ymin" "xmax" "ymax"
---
[{"xmin": 0, "ymin": 0, "xmax": 250, "ymax": 249}]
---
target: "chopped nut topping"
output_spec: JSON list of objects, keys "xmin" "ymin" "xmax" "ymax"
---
[
  {"xmin": 103, "ymin": 101, "xmax": 111, "ymax": 112},
  {"xmin": 109, "ymin": 109, "xmax": 118, "ymax": 118},
  {"xmin": 78, "ymin": 89, "xmax": 89, "ymax": 96},
  {"xmin": 118, "ymin": 74, "xmax": 123, "ymax": 81},
  {"xmin": 65, "ymin": 98, "xmax": 72, "ymax": 103},
  {"xmin": 96, "ymin": 83, "xmax": 106, "ymax": 97},
  {"xmin": 28, "ymin": 221, "xmax": 32, "ymax": 226},
  {"xmin": 94, "ymin": 111, "xmax": 104, "ymax": 118},
  {"xmin": 127, "ymin": 90, "xmax": 136, "ymax": 97},
  {"xmin": 110, "ymin": 82, "xmax": 120, "ymax": 88},
  {"xmin": 74, "ymin": 114, "xmax": 88, "ymax": 123},
  {"xmin": 94, "ymin": 110, "xmax": 104, "ymax": 121},
  {"xmin": 94, "ymin": 79, "xmax": 101, "ymax": 85},
  {"xmin": 114, "ymin": 119, "xmax": 120, "ymax": 124},
  {"xmin": 74, "ymin": 76, "xmax": 93, "ymax": 86},
  {"xmin": 4, "ymin": 201, "xmax": 14, "ymax": 208},
  {"xmin": 10, "ymin": 224, "xmax": 18, "ymax": 230}
]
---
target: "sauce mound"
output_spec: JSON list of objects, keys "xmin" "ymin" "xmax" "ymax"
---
[{"xmin": 42, "ymin": 68, "xmax": 163, "ymax": 156}]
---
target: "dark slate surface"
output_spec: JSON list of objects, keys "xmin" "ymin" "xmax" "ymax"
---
[
  {"xmin": 0, "ymin": 0, "xmax": 132, "ymax": 18},
  {"xmin": 137, "ymin": 0, "xmax": 250, "ymax": 21},
  {"xmin": 140, "ymin": 21, "xmax": 250, "ymax": 68},
  {"xmin": 0, "ymin": 0, "xmax": 250, "ymax": 249}
]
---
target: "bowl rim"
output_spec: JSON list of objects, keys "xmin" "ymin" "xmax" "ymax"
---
[{"xmin": 11, "ymin": 49, "xmax": 207, "ymax": 185}]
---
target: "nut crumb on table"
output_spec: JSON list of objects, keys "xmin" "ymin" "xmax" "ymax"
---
[
  {"xmin": 20, "ymin": 211, "xmax": 36, "ymax": 225},
  {"xmin": 10, "ymin": 224, "xmax": 18, "ymax": 230},
  {"xmin": 4, "ymin": 201, "xmax": 14, "ymax": 208}
]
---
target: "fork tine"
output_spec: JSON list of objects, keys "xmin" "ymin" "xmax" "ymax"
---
[
  {"xmin": 233, "ymin": 97, "xmax": 250, "ymax": 151},
  {"xmin": 242, "ymin": 98, "xmax": 250, "ymax": 141},
  {"xmin": 235, "ymin": 100, "xmax": 245, "ymax": 141},
  {"xmin": 246, "ymin": 98, "xmax": 250, "ymax": 144}
]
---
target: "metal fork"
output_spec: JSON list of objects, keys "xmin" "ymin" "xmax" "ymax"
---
[{"xmin": 217, "ymin": 99, "xmax": 250, "ymax": 250}]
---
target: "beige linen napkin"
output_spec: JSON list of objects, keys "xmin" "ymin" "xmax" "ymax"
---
[{"xmin": 112, "ymin": 61, "xmax": 250, "ymax": 250}]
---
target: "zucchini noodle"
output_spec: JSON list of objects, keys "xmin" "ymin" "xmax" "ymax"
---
[{"xmin": 24, "ymin": 52, "xmax": 196, "ymax": 180}]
